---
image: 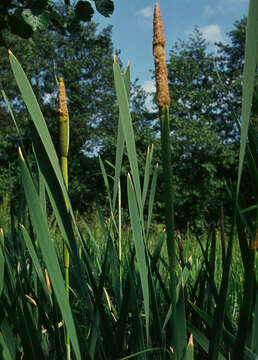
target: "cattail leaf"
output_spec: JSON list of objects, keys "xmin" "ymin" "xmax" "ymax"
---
[
  {"xmin": 120, "ymin": 347, "xmax": 171, "ymax": 360},
  {"xmin": 127, "ymin": 174, "xmax": 149, "ymax": 343},
  {"xmin": 0, "ymin": 331, "xmax": 13, "ymax": 360},
  {"xmin": 0, "ymin": 230, "xmax": 4, "ymax": 296},
  {"xmin": 8, "ymin": 51, "xmax": 94, "ymax": 329},
  {"xmin": 0, "ymin": 319, "xmax": 17, "ymax": 360},
  {"xmin": 150, "ymin": 229, "xmax": 165, "ymax": 268},
  {"xmin": 19, "ymin": 224, "xmax": 50, "ymax": 299},
  {"xmin": 113, "ymin": 59, "xmax": 143, "ymax": 226},
  {"xmin": 142, "ymin": 145, "xmax": 154, "ymax": 210},
  {"xmin": 146, "ymin": 162, "xmax": 158, "ymax": 240},
  {"xmin": 236, "ymin": 0, "xmax": 258, "ymax": 198},
  {"xmin": 188, "ymin": 322, "xmax": 226, "ymax": 360},
  {"xmin": 1, "ymin": 90, "xmax": 22, "ymax": 145},
  {"xmin": 8, "ymin": 50, "xmax": 71, "ymax": 220},
  {"xmin": 176, "ymin": 283, "xmax": 187, "ymax": 359},
  {"xmin": 127, "ymin": 264, "xmax": 147, "ymax": 358},
  {"xmin": 189, "ymin": 301, "xmax": 258, "ymax": 360},
  {"xmin": 99, "ymin": 156, "xmax": 113, "ymax": 212},
  {"xmin": 18, "ymin": 149, "xmax": 81, "ymax": 360},
  {"xmin": 183, "ymin": 335, "xmax": 194, "ymax": 360},
  {"xmin": 112, "ymin": 64, "xmax": 130, "ymax": 210},
  {"xmin": 162, "ymin": 257, "xmax": 192, "ymax": 332},
  {"xmin": 251, "ymin": 288, "xmax": 258, "ymax": 354}
]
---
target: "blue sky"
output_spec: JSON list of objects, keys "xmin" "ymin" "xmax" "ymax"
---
[{"xmin": 93, "ymin": 0, "xmax": 249, "ymax": 96}]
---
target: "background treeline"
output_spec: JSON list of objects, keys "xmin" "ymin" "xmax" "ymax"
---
[{"xmin": 0, "ymin": 14, "xmax": 248, "ymax": 232}]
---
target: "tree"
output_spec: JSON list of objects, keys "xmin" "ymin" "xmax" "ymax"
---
[
  {"xmin": 0, "ymin": 16, "xmax": 153, "ymax": 215},
  {"xmin": 0, "ymin": 20, "xmax": 119, "ymax": 212},
  {"xmin": 0, "ymin": 0, "xmax": 114, "ymax": 46}
]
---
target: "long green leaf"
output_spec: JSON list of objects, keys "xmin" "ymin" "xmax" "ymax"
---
[
  {"xmin": 19, "ymin": 224, "xmax": 50, "ymax": 300},
  {"xmin": 188, "ymin": 322, "xmax": 226, "ymax": 360},
  {"xmin": 112, "ymin": 63, "xmax": 130, "ymax": 210},
  {"xmin": 146, "ymin": 163, "xmax": 159, "ymax": 240},
  {"xmin": 18, "ymin": 148, "xmax": 81, "ymax": 360},
  {"xmin": 142, "ymin": 145, "xmax": 154, "ymax": 209},
  {"xmin": 236, "ymin": 0, "xmax": 258, "ymax": 198},
  {"xmin": 8, "ymin": 50, "xmax": 71, "ymax": 225},
  {"xmin": 0, "ymin": 229, "xmax": 5, "ymax": 296},
  {"xmin": 113, "ymin": 59, "xmax": 143, "ymax": 224},
  {"xmin": 183, "ymin": 335, "xmax": 194, "ymax": 360},
  {"xmin": 0, "ymin": 331, "xmax": 13, "ymax": 360},
  {"xmin": 127, "ymin": 174, "xmax": 149, "ymax": 343}
]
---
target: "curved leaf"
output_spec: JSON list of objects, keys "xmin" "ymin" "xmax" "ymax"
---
[{"xmin": 94, "ymin": 0, "xmax": 114, "ymax": 17}]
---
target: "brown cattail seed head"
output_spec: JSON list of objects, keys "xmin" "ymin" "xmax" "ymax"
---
[
  {"xmin": 58, "ymin": 77, "xmax": 68, "ymax": 117},
  {"xmin": 153, "ymin": 3, "xmax": 170, "ymax": 107}
]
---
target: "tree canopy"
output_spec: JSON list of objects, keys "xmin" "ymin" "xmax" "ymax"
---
[{"xmin": 0, "ymin": 0, "xmax": 114, "ymax": 46}]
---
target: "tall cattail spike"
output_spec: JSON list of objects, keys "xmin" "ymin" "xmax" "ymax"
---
[{"xmin": 153, "ymin": 3, "xmax": 170, "ymax": 107}]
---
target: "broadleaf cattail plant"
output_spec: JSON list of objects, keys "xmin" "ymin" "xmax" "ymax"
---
[
  {"xmin": 153, "ymin": 3, "xmax": 179, "ymax": 358},
  {"xmin": 58, "ymin": 77, "xmax": 70, "ymax": 359}
]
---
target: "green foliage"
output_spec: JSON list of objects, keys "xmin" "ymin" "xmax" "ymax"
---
[
  {"xmin": 0, "ymin": 0, "xmax": 114, "ymax": 45},
  {"xmin": 0, "ymin": 37, "xmax": 258, "ymax": 359}
]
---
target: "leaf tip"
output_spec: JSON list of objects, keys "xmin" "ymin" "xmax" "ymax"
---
[
  {"xmin": 18, "ymin": 146, "xmax": 24, "ymax": 161},
  {"xmin": 188, "ymin": 333, "xmax": 194, "ymax": 346},
  {"xmin": 45, "ymin": 268, "xmax": 52, "ymax": 295}
]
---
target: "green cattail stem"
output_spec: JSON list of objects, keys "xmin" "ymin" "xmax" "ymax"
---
[
  {"xmin": 159, "ymin": 105, "xmax": 179, "ymax": 357},
  {"xmin": 58, "ymin": 77, "xmax": 70, "ymax": 360}
]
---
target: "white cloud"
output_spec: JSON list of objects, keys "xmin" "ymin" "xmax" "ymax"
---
[
  {"xmin": 223, "ymin": 0, "xmax": 248, "ymax": 3},
  {"xmin": 142, "ymin": 80, "xmax": 156, "ymax": 111},
  {"xmin": 199, "ymin": 24, "xmax": 223, "ymax": 43},
  {"xmin": 136, "ymin": 6, "xmax": 153, "ymax": 19},
  {"xmin": 204, "ymin": 5, "xmax": 225, "ymax": 16},
  {"xmin": 142, "ymin": 80, "xmax": 156, "ymax": 93},
  {"xmin": 204, "ymin": 0, "xmax": 248, "ymax": 16}
]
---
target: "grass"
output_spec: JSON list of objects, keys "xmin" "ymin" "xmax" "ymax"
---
[{"xmin": 0, "ymin": 1, "xmax": 257, "ymax": 359}]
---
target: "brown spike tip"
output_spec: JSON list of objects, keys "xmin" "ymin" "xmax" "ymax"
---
[{"xmin": 153, "ymin": 3, "xmax": 170, "ymax": 107}]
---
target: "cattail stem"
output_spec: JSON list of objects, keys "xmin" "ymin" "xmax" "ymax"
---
[
  {"xmin": 58, "ymin": 77, "xmax": 70, "ymax": 360},
  {"xmin": 159, "ymin": 105, "xmax": 179, "ymax": 357},
  {"xmin": 153, "ymin": 4, "xmax": 179, "ymax": 357}
]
